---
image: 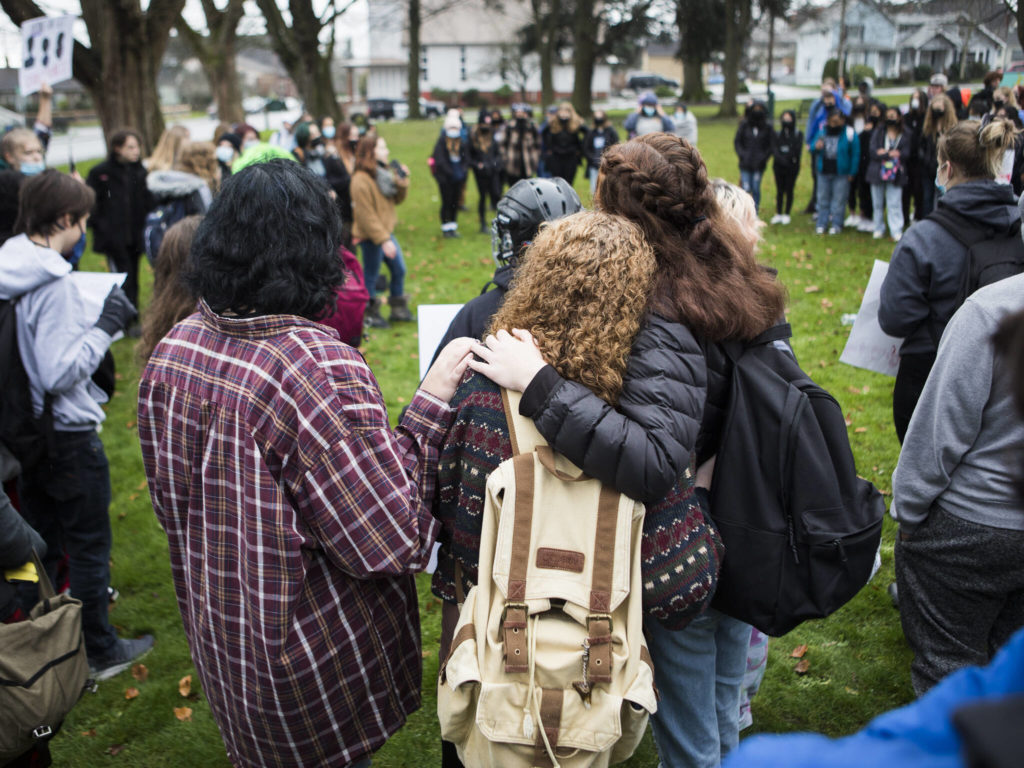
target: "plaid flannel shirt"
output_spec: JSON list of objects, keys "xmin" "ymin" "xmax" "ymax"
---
[{"xmin": 138, "ymin": 302, "xmax": 450, "ymax": 767}]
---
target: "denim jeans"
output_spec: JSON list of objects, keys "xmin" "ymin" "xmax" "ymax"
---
[
  {"xmin": 816, "ymin": 173, "xmax": 850, "ymax": 230},
  {"xmin": 360, "ymin": 236, "xmax": 406, "ymax": 300},
  {"xmin": 589, "ymin": 166, "xmax": 599, "ymax": 196},
  {"xmin": 871, "ymin": 182, "xmax": 905, "ymax": 238},
  {"xmin": 644, "ymin": 609, "xmax": 752, "ymax": 768},
  {"xmin": 739, "ymin": 169, "xmax": 763, "ymax": 211},
  {"xmin": 17, "ymin": 430, "xmax": 119, "ymax": 660}
]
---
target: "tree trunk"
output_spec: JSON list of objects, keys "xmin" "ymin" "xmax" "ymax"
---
[
  {"xmin": 682, "ymin": 56, "xmax": 705, "ymax": 102},
  {"xmin": 176, "ymin": 0, "xmax": 245, "ymax": 124},
  {"xmin": 407, "ymin": 0, "xmax": 422, "ymax": 119},
  {"xmin": 959, "ymin": 26, "xmax": 972, "ymax": 80},
  {"xmin": 718, "ymin": 0, "xmax": 749, "ymax": 118},
  {"xmin": 571, "ymin": 0, "xmax": 596, "ymax": 117},
  {"xmin": 836, "ymin": 0, "xmax": 847, "ymax": 82},
  {"xmin": 208, "ymin": 41, "xmax": 244, "ymax": 124},
  {"xmin": 531, "ymin": 0, "xmax": 555, "ymax": 106},
  {"xmin": 767, "ymin": 10, "xmax": 775, "ymax": 90}
]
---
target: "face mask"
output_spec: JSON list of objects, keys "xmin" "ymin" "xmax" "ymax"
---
[
  {"xmin": 782, "ymin": 120, "xmax": 793, "ymax": 129},
  {"xmin": 885, "ymin": 118, "xmax": 898, "ymax": 127},
  {"xmin": 594, "ymin": 117, "xmax": 605, "ymax": 126},
  {"xmin": 61, "ymin": 223, "xmax": 86, "ymax": 265},
  {"xmin": 349, "ymin": 139, "xmax": 359, "ymax": 152},
  {"xmin": 20, "ymin": 161, "xmax": 44, "ymax": 176},
  {"xmin": 826, "ymin": 124, "xmax": 842, "ymax": 135},
  {"xmin": 445, "ymin": 128, "xmax": 461, "ymax": 139},
  {"xmin": 642, "ymin": 106, "xmax": 656, "ymax": 117},
  {"xmin": 558, "ymin": 115, "xmax": 570, "ymax": 124},
  {"xmin": 854, "ymin": 117, "xmax": 865, "ymax": 133},
  {"xmin": 751, "ymin": 111, "xmax": 764, "ymax": 122},
  {"xmin": 215, "ymin": 145, "xmax": 235, "ymax": 164},
  {"xmin": 516, "ymin": 117, "xmax": 528, "ymax": 126},
  {"xmin": 911, "ymin": 98, "xmax": 920, "ymax": 110},
  {"xmin": 935, "ymin": 163, "xmax": 948, "ymax": 195},
  {"xmin": 322, "ymin": 126, "xmax": 336, "ymax": 139},
  {"xmin": 243, "ymin": 139, "xmax": 259, "ymax": 151},
  {"xmin": 869, "ymin": 113, "xmax": 880, "ymax": 122},
  {"xmin": 931, "ymin": 107, "xmax": 945, "ymax": 116},
  {"xmin": 995, "ymin": 100, "xmax": 1005, "ymax": 108}
]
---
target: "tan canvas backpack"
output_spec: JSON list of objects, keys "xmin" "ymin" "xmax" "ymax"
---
[{"xmin": 438, "ymin": 389, "xmax": 657, "ymax": 768}]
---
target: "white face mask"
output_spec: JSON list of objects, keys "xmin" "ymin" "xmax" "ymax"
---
[
  {"xmin": 215, "ymin": 145, "xmax": 235, "ymax": 164},
  {"xmin": 911, "ymin": 98, "xmax": 920, "ymax": 110},
  {"xmin": 853, "ymin": 117, "xmax": 865, "ymax": 133}
]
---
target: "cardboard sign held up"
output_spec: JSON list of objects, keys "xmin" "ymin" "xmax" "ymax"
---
[
  {"xmin": 839, "ymin": 259, "xmax": 903, "ymax": 377},
  {"xmin": 19, "ymin": 15, "xmax": 75, "ymax": 97}
]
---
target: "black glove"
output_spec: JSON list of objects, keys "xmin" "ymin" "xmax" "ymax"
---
[{"xmin": 95, "ymin": 285, "xmax": 138, "ymax": 336}]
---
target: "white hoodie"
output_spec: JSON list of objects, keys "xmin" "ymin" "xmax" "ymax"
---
[{"xmin": 0, "ymin": 235, "xmax": 112, "ymax": 430}]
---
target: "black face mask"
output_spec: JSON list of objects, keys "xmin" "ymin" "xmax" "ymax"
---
[
  {"xmin": 751, "ymin": 111, "xmax": 765, "ymax": 123},
  {"xmin": 995, "ymin": 100, "xmax": 1006, "ymax": 108},
  {"xmin": 516, "ymin": 117, "xmax": 528, "ymax": 127},
  {"xmin": 349, "ymin": 140, "xmax": 358, "ymax": 151},
  {"xmin": 826, "ymin": 124, "xmax": 842, "ymax": 135},
  {"xmin": 931, "ymin": 107, "xmax": 945, "ymax": 116},
  {"xmin": 594, "ymin": 117, "xmax": 605, "ymax": 126},
  {"xmin": 559, "ymin": 116, "xmax": 570, "ymax": 124},
  {"xmin": 869, "ymin": 113, "xmax": 881, "ymax": 122},
  {"xmin": 885, "ymin": 118, "xmax": 898, "ymax": 127},
  {"xmin": 781, "ymin": 120, "xmax": 793, "ymax": 129}
]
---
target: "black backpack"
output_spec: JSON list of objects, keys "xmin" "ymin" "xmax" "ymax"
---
[
  {"xmin": 707, "ymin": 323, "xmax": 885, "ymax": 636},
  {"xmin": 143, "ymin": 198, "xmax": 187, "ymax": 265},
  {"xmin": 0, "ymin": 297, "xmax": 54, "ymax": 471},
  {"xmin": 931, "ymin": 207, "xmax": 1024, "ymax": 313}
]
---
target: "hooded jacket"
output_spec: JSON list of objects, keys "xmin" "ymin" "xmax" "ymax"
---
[
  {"xmin": 879, "ymin": 180, "xmax": 1021, "ymax": 355},
  {"xmin": 87, "ymin": 157, "xmax": 152, "ymax": 254},
  {"xmin": 734, "ymin": 104, "xmax": 775, "ymax": 172},
  {"xmin": 0, "ymin": 235, "xmax": 114, "ymax": 430},
  {"xmin": 145, "ymin": 169, "xmax": 212, "ymax": 215},
  {"xmin": 866, "ymin": 124, "xmax": 911, "ymax": 186},
  {"xmin": 772, "ymin": 112, "xmax": 803, "ymax": 171}
]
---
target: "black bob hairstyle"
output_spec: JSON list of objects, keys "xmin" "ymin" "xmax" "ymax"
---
[{"xmin": 185, "ymin": 159, "xmax": 345, "ymax": 320}]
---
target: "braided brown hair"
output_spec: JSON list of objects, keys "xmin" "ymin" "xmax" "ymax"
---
[{"xmin": 594, "ymin": 133, "xmax": 786, "ymax": 341}]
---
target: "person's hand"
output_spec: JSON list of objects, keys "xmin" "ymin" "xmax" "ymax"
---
[
  {"xmin": 695, "ymin": 455, "xmax": 716, "ymax": 490},
  {"xmin": 420, "ymin": 337, "xmax": 475, "ymax": 402},
  {"xmin": 38, "ymin": 82, "xmax": 52, "ymax": 99},
  {"xmin": 876, "ymin": 148, "xmax": 887, "ymax": 155},
  {"xmin": 815, "ymin": 139, "xmax": 824, "ymax": 150},
  {"xmin": 400, "ymin": 163, "xmax": 410, "ymax": 178},
  {"xmin": 381, "ymin": 239, "xmax": 397, "ymax": 260},
  {"xmin": 891, "ymin": 149, "xmax": 901, "ymax": 158},
  {"xmin": 94, "ymin": 285, "xmax": 137, "ymax": 336},
  {"xmin": 70, "ymin": 170, "xmax": 83, "ymax": 182},
  {"xmin": 468, "ymin": 328, "xmax": 546, "ymax": 392}
]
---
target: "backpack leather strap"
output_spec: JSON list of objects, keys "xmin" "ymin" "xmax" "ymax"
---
[
  {"xmin": 533, "ymin": 688, "xmax": 564, "ymax": 768},
  {"xmin": 503, "ymin": 453, "xmax": 534, "ymax": 673},
  {"xmin": 584, "ymin": 486, "xmax": 619, "ymax": 686}
]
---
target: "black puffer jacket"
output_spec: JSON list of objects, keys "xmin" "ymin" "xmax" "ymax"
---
[
  {"xmin": 518, "ymin": 313, "xmax": 724, "ymax": 503},
  {"xmin": 0, "ymin": 486, "xmax": 46, "ymax": 621}
]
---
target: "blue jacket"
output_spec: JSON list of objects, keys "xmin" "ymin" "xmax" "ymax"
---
[
  {"xmin": 722, "ymin": 625, "xmax": 1024, "ymax": 768},
  {"xmin": 812, "ymin": 125, "xmax": 860, "ymax": 176},
  {"xmin": 805, "ymin": 90, "xmax": 852, "ymax": 149}
]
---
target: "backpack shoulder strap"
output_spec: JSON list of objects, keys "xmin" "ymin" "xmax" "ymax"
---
[
  {"xmin": 750, "ymin": 322, "xmax": 792, "ymax": 347},
  {"xmin": 502, "ymin": 388, "xmax": 547, "ymax": 456},
  {"xmin": 927, "ymin": 207, "xmax": 992, "ymax": 248}
]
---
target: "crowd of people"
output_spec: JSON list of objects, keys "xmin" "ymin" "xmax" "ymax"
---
[{"xmin": 1, "ymin": 71, "xmax": 1023, "ymax": 768}]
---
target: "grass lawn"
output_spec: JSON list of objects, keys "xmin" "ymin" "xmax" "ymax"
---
[{"xmin": 50, "ymin": 107, "xmax": 912, "ymax": 765}]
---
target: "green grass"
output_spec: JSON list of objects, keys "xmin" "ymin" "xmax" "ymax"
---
[{"xmin": 50, "ymin": 115, "xmax": 912, "ymax": 765}]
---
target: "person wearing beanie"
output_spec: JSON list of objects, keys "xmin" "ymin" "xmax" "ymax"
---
[
  {"xmin": 624, "ymin": 91, "xmax": 674, "ymax": 138},
  {"xmin": 215, "ymin": 132, "xmax": 242, "ymax": 179},
  {"xmin": 432, "ymin": 111, "xmax": 469, "ymax": 238}
]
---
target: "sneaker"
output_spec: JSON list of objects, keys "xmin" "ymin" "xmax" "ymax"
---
[
  {"xmin": 844, "ymin": 214, "xmax": 860, "ymax": 227},
  {"xmin": 781, "ymin": 214, "xmax": 791, "ymax": 225},
  {"xmin": 828, "ymin": 226, "xmax": 841, "ymax": 235},
  {"xmin": 108, "ymin": 586, "xmax": 120, "ymax": 604},
  {"xmin": 891, "ymin": 230, "xmax": 902, "ymax": 243},
  {"xmin": 873, "ymin": 231, "xmax": 884, "ymax": 239},
  {"xmin": 815, "ymin": 227, "xmax": 825, "ymax": 235},
  {"xmin": 89, "ymin": 635, "xmax": 154, "ymax": 681},
  {"xmin": 857, "ymin": 220, "xmax": 875, "ymax": 233},
  {"xmin": 769, "ymin": 214, "xmax": 782, "ymax": 224}
]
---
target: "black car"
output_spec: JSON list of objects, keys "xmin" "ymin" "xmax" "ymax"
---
[
  {"xmin": 367, "ymin": 98, "xmax": 409, "ymax": 120},
  {"xmin": 626, "ymin": 74, "xmax": 679, "ymax": 92}
]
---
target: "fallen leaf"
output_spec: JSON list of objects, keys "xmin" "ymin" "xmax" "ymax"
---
[
  {"xmin": 794, "ymin": 659, "xmax": 811, "ymax": 675},
  {"xmin": 131, "ymin": 664, "xmax": 149, "ymax": 682},
  {"xmin": 421, "ymin": 649, "xmax": 432, "ymax": 658},
  {"xmin": 125, "ymin": 420, "xmax": 136, "ymax": 430},
  {"xmin": 790, "ymin": 644, "xmax": 808, "ymax": 658},
  {"xmin": 846, "ymin": 386, "xmax": 862, "ymax": 395},
  {"xmin": 178, "ymin": 675, "xmax": 192, "ymax": 697},
  {"xmin": 81, "ymin": 729, "xmax": 96, "ymax": 737},
  {"xmin": 174, "ymin": 706, "xmax": 193, "ymax": 722},
  {"xmin": 129, "ymin": 493, "xmax": 139, "ymax": 501},
  {"xmin": 118, "ymin": 512, "xmax": 127, "ymax": 520},
  {"xmin": 844, "ymin": 415, "xmax": 853, "ymax": 426},
  {"xmin": 845, "ymin": 686, "xmax": 860, "ymax": 695},
  {"xmin": 125, "ymin": 687, "xmax": 139, "ymax": 700},
  {"xmin": 804, "ymin": 285, "xmax": 820, "ymax": 293},
  {"xmin": 820, "ymin": 298, "xmax": 833, "ymax": 309},
  {"xmin": 135, "ymin": 480, "xmax": 148, "ymax": 491},
  {"xmin": 854, "ymin": 427, "xmax": 868, "ymax": 433},
  {"xmin": 106, "ymin": 744, "xmax": 125, "ymax": 756}
]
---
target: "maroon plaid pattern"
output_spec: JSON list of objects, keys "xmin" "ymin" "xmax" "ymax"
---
[{"xmin": 138, "ymin": 303, "xmax": 450, "ymax": 767}]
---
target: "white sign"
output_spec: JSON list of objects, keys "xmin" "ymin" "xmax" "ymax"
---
[
  {"xmin": 71, "ymin": 271, "xmax": 128, "ymax": 341},
  {"xmin": 839, "ymin": 259, "xmax": 903, "ymax": 377},
  {"xmin": 417, "ymin": 304, "xmax": 465, "ymax": 380},
  {"xmin": 19, "ymin": 15, "xmax": 75, "ymax": 96}
]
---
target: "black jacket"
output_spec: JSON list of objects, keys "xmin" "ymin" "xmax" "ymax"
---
[
  {"xmin": 772, "ymin": 126, "xmax": 803, "ymax": 171},
  {"xmin": 541, "ymin": 123, "xmax": 586, "ymax": 164},
  {"xmin": 0, "ymin": 486, "xmax": 46, "ymax": 621},
  {"xmin": 432, "ymin": 135, "xmax": 470, "ymax": 182},
  {"xmin": 734, "ymin": 119, "xmax": 774, "ymax": 172},
  {"xmin": 584, "ymin": 125, "xmax": 620, "ymax": 170},
  {"xmin": 866, "ymin": 126, "xmax": 911, "ymax": 186},
  {"xmin": 469, "ymin": 129, "xmax": 503, "ymax": 175},
  {"xmin": 519, "ymin": 314, "xmax": 715, "ymax": 504},
  {"xmin": 323, "ymin": 155, "xmax": 353, "ymax": 224},
  {"xmin": 431, "ymin": 265, "xmax": 515, "ymax": 365},
  {"xmin": 86, "ymin": 158, "xmax": 152, "ymax": 255},
  {"xmin": 0, "ymin": 170, "xmax": 23, "ymax": 246}
]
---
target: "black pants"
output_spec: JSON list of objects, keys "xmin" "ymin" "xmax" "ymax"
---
[
  {"xmin": 805, "ymin": 160, "xmax": 818, "ymax": 212},
  {"xmin": 857, "ymin": 172, "xmax": 873, "ymax": 221},
  {"xmin": 547, "ymin": 156, "xmax": 579, "ymax": 186},
  {"xmin": 892, "ymin": 351, "xmax": 936, "ymax": 443},
  {"xmin": 774, "ymin": 165, "xmax": 798, "ymax": 215},
  {"xmin": 438, "ymin": 177, "xmax": 461, "ymax": 227},
  {"xmin": 104, "ymin": 246, "xmax": 141, "ymax": 310},
  {"xmin": 473, "ymin": 168, "xmax": 501, "ymax": 225}
]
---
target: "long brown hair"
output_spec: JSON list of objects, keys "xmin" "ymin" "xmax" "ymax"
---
[
  {"xmin": 489, "ymin": 211, "xmax": 656, "ymax": 404},
  {"xmin": 176, "ymin": 142, "xmax": 220, "ymax": 195},
  {"xmin": 138, "ymin": 216, "xmax": 202, "ymax": 363},
  {"xmin": 354, "ymin": 134, "xmax": 379, "ymax": 176},
  {"xmin": 147, "ymin": 125, "xmax": 190, "ymax": 171},
  {"xmin": 595, "ymin": 133, "xmax": 786, "ymax": 342},
  {"xmin": 922, "ymin": 94, "xmax": 958, "ymax": 139}
]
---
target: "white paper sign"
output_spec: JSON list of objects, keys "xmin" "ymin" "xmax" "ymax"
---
[
  {"xmin": 71, "ymin": 271, "xmax": 127, "ymax": 341},
  {"xmin": 417, "ymin": 304, "xmax": 465, "ymax": 380},
  {"xmin": 19, "ymin": 15, "xmax": 75, "ymax": 96},
  {"xmin": 839, "ymin": 259, "xmax": 903, "ymax": 377}
]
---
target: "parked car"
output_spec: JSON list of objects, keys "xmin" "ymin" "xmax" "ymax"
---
[
  {"xmin": 420, "ymin": 98, "xmax": 445, "ymax": 117},
  {"xmin": 626, "ymin": 73, "xmax": 679, "ymax": 92},
  {"xmin": 361, "ymin": 98, "xmax": 409, "ymax": 121}
]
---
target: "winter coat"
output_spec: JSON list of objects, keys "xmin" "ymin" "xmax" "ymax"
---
[
  {"xmin": 323, "ymin": 155, "xmax": 353, "ymax": 224},
  {"xmin": 584, "ymin": 125, "xmax": 620, "ymax": 170},
  {"xmin": 469, "ymin": 128, "xmax": 503, "ymax": 175},
  {"xmin": 503, "ymin": 120, "xmax": 541, "ymax": 178},
  {"xmin": 772, "ymin": 125, "xmax": 803, "ymax": 171},
  {"xmin": 673, "ymin": 110, "xmax": 698, "ymax": 145},
  {"xmin": 879, "ymin": 180, "xmax": 1020, "ymax": 355},
  {"xmin": 145, "ymin": 170, "xmax": 212, "ymax": 216},
  {"xmin": 0, "ymin": 234, "xmax": 114, "ymax": 430},
  {"xmin": 86, "ymin": 158, "xmax": 152, "ymax": 255},
  {"xmin": 0, "ymin": 485, "xmax": 46, "ymax": 621},
  {"xmin": 541, "ymin": 121, "xmax": 585, "ymax": 165},
  {"xmin": 350, "ymin": 166, "xmax": 409, "ymax": 245},
  {"xmin": 734, "ymin": 118, "xmax": 775, "ymax": 172},
  {"xmin": 804, "ymin": 93, "xmax": 852, "ymax": 149},
  {"xmin": 918, "ymin": 132, "xmax": 942, "ymax": 181},
  {"xmin": 866, "ymin": 126, "xmax": 911, "ymax": 186},
  {"xmin": 431, "ymin": 135, "xmax": 469, "ymax": 183},
  {"xmin": 0, "ymin": 170, "xmax": 24, "ymax": 245},
  {"xmin": 623, "ymin": 111, "xmax": 675, "ymax": 138},
  {"xmin": 812, "ymin": 126, "xmax": 860, "ymax": 176}
]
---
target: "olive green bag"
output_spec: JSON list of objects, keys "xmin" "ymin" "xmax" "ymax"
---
[{"xmin": 0, "ymin": 551, "xmax": 90, "ymax": 761}]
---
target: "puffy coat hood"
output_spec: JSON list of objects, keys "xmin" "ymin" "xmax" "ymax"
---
[
  {"xmin": 936, "ymin": 179, "xmax": 1020, "ymax": 236},
  {"xmin": 146, "ymin": 169, "xmax": 208, "ymax": 200},
  {"xmin": 0, "ymin": 234, "xmax": 70, "ymax": 300}
]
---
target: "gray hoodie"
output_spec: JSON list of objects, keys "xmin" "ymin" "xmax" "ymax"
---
[
  {"xmin": 878, "ymin": 179, "xmax": 1020, "ymax": 355},
  {"xmin": 146, "ymin": 169, "xmax": 212, "ymax": 211},
  {"xmin": 0, "ymin": 235, "xmax": 113, "ymax": 430},
  {"xmin": 892, "ymin": 272, "xmax": 1024, "ymax": 533}
]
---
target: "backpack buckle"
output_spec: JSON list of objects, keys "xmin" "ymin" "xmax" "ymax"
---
[
  {"xmin": 586, "ymin": 615, "xmax": 613, "ymax": 684},
  {"xmin": 32, "ymin": 725, "xmax": 52, "ymax": 740},
  {"xmin": 501, "ymin": 602, "xmax": 529, "ymax": 673}
]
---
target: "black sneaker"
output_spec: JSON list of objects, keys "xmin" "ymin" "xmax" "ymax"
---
[{"xmin": 89, "ymin": 635, "xmax": 154, "ymax": 681}]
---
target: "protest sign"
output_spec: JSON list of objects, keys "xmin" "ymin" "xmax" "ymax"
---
[
  {"xmin": 417, "ymin": 304, "xmax": 464, "ymax": 380},
  {"xmin": 71, "ymin": 271, "xmax": 128, "ymax": 341},
  {"xmin": 839, "ymin": 259, "xmax": 903, "ymax": 377},
  {"xmin": 19, "ymin": 15, "xmax": 75, "ymax": 96}
]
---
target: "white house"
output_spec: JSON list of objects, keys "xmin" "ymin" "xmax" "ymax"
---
[{"xmin": 793, "ymin": 1, "xmax": 1006, "ymax": 85}]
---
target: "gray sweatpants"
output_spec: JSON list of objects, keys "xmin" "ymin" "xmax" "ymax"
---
[{"xmin": 895, "ymin": 506, "xmax": 1024, "ymax": 695}]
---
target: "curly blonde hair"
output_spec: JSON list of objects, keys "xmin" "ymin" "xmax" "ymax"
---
[{"xmin": 489, "ymin": 210, "xmax": 656, "ymax": 404}]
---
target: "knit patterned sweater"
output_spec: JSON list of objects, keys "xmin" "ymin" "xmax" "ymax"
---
[{"xmin": 431, "ymin": 372, "xmax": 723, "ymax": 630}]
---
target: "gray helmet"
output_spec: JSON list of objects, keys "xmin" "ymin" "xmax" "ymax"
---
[{"xmin": 491, "ymin": 178, "xmax": 583, "ymax": 268}]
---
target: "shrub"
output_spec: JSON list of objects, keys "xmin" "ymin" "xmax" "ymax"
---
[
  {"xmin": 655, "ymin": 84, "xmax": 677, "ymax": 99},
  {"xmin": 822, "ymin": 58, "xmax": 839, "ymax": 82},
  {"xmin": 462, "ymin": 88, "xmax": 482, "ymax": 107},
  {"xmin": 913, "ymin": 64, "xmax": 933, "ymax": 83},
  {"xmin": 848, "ymin": 64, "xmax": 876, "ymax": 87}
]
